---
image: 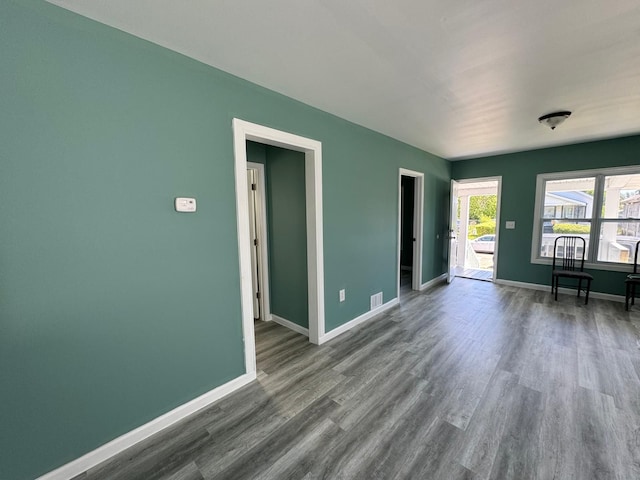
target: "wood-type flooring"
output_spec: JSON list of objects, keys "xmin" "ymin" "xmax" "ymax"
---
[{"xmin": 74, "ymin": 279, "xmax": 640, "ymax": 480}]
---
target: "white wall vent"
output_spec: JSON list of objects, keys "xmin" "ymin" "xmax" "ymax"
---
[{"xmin": 370, "ymin": 292, "xmax": 383, "ymax": 310}]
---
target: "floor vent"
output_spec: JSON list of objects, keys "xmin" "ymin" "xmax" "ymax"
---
[{"xmin": 370, "ymin": 292, "xmax": 383, "ymax": 310}]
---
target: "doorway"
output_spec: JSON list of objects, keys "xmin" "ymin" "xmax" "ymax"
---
[
  {"xmin": 246, "ymin": 143, "xmax": 310, "ymax": 339},
  {"xmin": 397, "ymin": 169, "xmax": 424, "ymax": 298},
  {"xmin": 233, "ymin": 119, "xmax": 325, "ymax": 379},
  {"xmin": 448, "ymin": 177, "xmax": 502, "ymax": 283}
]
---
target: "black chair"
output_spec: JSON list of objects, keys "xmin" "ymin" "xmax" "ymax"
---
[
  {"xmin": 625, "ymin": 240, "xmax": 640, "ymax": 311},
  {"xmin": 551, "ymin": 236, "xmax": 593, "ymax": 304}
]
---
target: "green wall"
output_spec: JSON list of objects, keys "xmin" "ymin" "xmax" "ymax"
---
[
  {"xmin": 0, "ymin": 1, "xmax": 449, "ymax": 478},
  {"xmin": 265, "ymin": 146, "xmax": 309, "ymax": 328},
  {"xmin": 452, "ymin": 135, "xmax": 640, "ymax": 295},
  {"xmin": 246, "ymin": 140, "xmax": 268, "ymax": 165}
]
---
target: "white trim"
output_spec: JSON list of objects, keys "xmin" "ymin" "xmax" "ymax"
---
[
  {"xmin": 318, "ymin": 298, "xmax": 399, "ymax": 344},
  {"xmin": 530, "ymin": 256, "xmax": 635, "ymax": 273},
  {"xmin": 493, "ymin": 178, "xmax": 503, "ymax": 282},
  {"xmin": 233, "ymin": 119, "xmax": 325, "ymax": 362},
  {"xmin": 247, "ymin": 162, "xmax": 271, "ymax": 322},
  {"xmin": 397, "ymin": 169, "xmax": 424, "ymax": 297},
  {"xmin": 531, "ymin": 173, "xmax": 546, "ymax": 265},
  {"xmin": 270, "ymin": 314, "xmax": 310, "ymax": 337},
  {"xmin": 37, "ymin": 373, "xmax": 255, "ymax": 480},
  {"xmin": 233, "ymin": 122, "xmax": 257, "ymax": 375},
  {"xmin": 534, "ymin": 164, "xmax": 640, "ymax": 181},
  {"xmin": 413, "ymin": 174, "xmax": 424, "ymax": 290},
  {"xmin": 448, "ymin": 179, "xmax": 459, "ymax": 284},
  {"xmin": 305, "ymin": 146, "xmax": 326, "ymax": 343},
  {"xmin": 420, "ymin": 273, "xmax": 447, "ymax": 291},
  {"xmin": 494, "ymin": 278, "xmax": 624, "ymax": 303}
]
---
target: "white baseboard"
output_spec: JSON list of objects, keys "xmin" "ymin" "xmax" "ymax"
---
[
  {"xmin": 494, "ymin": 278, "xmax": 624, "ymax": 303},
  {"xmin": 420, "ymin": 273, "xmax": 447, "ymax": 291},
  {"xmin": 318, "ymin": 297, "xmax": 399, "ymax": 344},
  {"xmin": 38, "ymin": 372, "xmax": 256, "ymax": 480},
  {"xmin": 270, "ymin": 314, "xmax": 309, "ymax": 337}
]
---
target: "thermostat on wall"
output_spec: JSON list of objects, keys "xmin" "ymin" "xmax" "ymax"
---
[{"xmin": 175, "ymin": 197, "xmax": 197, "ymax": 213}]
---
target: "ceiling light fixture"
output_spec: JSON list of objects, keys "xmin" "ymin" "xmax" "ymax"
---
[{"xmin": 538, "ymin": 111, "xmax": 572, "ymax": 130}]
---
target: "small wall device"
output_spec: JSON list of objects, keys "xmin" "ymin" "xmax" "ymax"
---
[{"xmin": 175, "ymin": 197, "xmax": 197, "ymax": 213}]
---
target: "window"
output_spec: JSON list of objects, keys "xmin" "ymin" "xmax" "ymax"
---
[{"xmin": 532, "ymin": 167, "xmax": 640, "ymax": 269}]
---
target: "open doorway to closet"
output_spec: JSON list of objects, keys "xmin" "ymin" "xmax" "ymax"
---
[
  {"xmin": 246, "ymin": 143, "xmax": 309, "ymax": 336},
  {"xmin": 449, "ymin": 178, "xmax": 502, "ymax": 283},
  {"xmin": 397, "ymin": 169, "xmax": 424, "ymax": 298}
]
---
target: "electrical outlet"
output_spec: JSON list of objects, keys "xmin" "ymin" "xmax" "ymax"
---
[{"xmin": 339, "ymin": 289, "xmax": 346, "ymax": 302}]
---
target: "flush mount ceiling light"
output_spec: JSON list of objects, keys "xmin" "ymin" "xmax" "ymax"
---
[{"xmin": 538, "ymin": 111, "xmax": 572, "ymax": 130}]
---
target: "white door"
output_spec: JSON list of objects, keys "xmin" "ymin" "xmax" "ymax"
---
[
  {"xmin": 247, "ymin": 169, "xmax": 261, "ymax": 319},
  {"xmin": 447, "ymin": 179, "xmax": 460, "ymax": 283}
]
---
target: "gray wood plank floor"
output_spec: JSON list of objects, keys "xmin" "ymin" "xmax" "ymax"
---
[{"xmin": 74, "ymin": 279, "xmax": 640, "ymax": 480}]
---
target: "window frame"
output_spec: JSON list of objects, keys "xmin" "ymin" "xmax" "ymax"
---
[{"xmin": 531, "ymin": 165, "xmax": 640, "ymax": 272}]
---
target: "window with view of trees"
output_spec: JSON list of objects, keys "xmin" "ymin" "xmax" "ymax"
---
[{"xmin": 532, "ymin": 167, "xmax": 640, "ymax": 267}]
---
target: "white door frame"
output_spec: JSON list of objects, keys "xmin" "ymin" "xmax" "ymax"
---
[
  {"xmin": 233, "ymin": 119, "xmax": 325, "ymax": 376},
  {"xmin": 450, "ymin": 176, "xmax": 502, "ymax": 282},
  {"xmin": 397, "ymin": 169, "xmax": 424, "ymax": 296},
  {"xmin": 246, "ymin": 162, "xmax": 271, "ymax": 323},
  {"xmin": 448, "ymin": 179, "xmax": 460, "ymax": 283}
]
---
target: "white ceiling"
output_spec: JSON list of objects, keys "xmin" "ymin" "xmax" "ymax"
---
[{"xmin": 46, "ymin": 0, "xmax": 640, "ymax": 160}]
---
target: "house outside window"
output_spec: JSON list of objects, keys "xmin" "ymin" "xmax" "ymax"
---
[{"xmin": 532, "ymin": 167, "xmax": 640, "ymax": 270}]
